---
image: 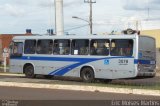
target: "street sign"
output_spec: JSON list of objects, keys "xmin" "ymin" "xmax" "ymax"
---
[
  {"xmin": 3, "ymin": 53, "xmax": 9, "ymax": 58},
  {"xmin": 3, "ymin": 48, "xmax": 9, "ymax": 53}
]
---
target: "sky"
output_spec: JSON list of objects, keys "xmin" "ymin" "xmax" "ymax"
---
[{"xmin": 0, "ymin": 0, "xmax": 160, "ymax": 35}]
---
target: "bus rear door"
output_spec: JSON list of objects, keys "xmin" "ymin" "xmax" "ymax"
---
[{"xmin": 110, "ymin": 39, "xmax": 135, "ymax": 79}]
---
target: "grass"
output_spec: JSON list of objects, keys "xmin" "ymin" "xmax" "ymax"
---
[
  {"xmin": 35, "ymin": 76, "xmax": 160, "ymax": 90},
  {"xmin": 87, "ymin": 82, "xmax": 160, "ymax": 90},
  {"xmin": 0, "ymin": 65, "xmax": 9, "ymax": 68}
]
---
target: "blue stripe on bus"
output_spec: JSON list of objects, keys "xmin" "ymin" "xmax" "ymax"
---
[
  {"xmin": 11, "ymin": 56, "xmax": 133, "ymax": 62},
  {"xmin": 134, "ymin": 59, "xmax": 156, "ymax": 65},
  {"xmin": 49, "ymin": 56, "xmax": 137, "ymax": 76},
  {"xmin": 134, "ymin": 59, "xmax": 138, "ymax": 64},
  {"xmin": 51, "ymin": 59, "xmax": 156, "ymax": 76},
  {"xmin": 11, "ymin": 56, "xmax": 134, "ymax": 76},
  {"xmin": 49, "ymin": 58, "xmax": 103, "ymax": 76},
  {"xmin": 11, "ymin": 56, "xmax": 99, "ymax": 62}
]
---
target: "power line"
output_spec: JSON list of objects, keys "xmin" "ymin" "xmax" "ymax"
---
[{"xmin": 64, "ymin": 24, "xmax": 88, "ymax": 31}]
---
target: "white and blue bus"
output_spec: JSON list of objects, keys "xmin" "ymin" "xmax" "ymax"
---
[{"xmin": 9, "ymin": 34, "xmax": 156, "ymax": 82}]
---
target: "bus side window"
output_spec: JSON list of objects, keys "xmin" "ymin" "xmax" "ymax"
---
[
  {"xmin": 36, "ymin": 40, "xmax": 53, "ymax": 54},
  {"xmin": 90, "ymin": 39, "xmax": 110, "ymax": 56},
  {"xmin": 53, "ymin": 39, "xmax": 70, "ymax": 55},
  {"xmin": 111, "ymin": 39, "xmax": 133, "ymax": 56},
  {"xmin": 71, "ymin": 39, "xmax": 89, "ymax": 55},
  {"xmin": 24, "ymin": 40, "xmax": 36, "ymax": 54}
]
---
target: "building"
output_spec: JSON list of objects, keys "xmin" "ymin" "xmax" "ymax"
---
[
  {"xmin": 140, "ymin": 29, "xmax": 160, "ymax": 70},
  {"xmin": 0, "ymin": 30, "xmax": 33, "ymax": 64}
]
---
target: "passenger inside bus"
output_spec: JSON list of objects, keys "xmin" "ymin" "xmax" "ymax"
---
[
  {"xmin": 90, "ymin": 41, "xmax": 97, "ymax": 55},
  {"xmin": 53, "ymin": 43, "xmax": 60, "ymax": 54},
  {"xmin": 111, "ymin": 40, "xmax": 133, "ymax": 56},
  {"xmin": 36, "ymin": 46, "xmax": 42, "ymax": 54},
  {"xmin": 12, "ymin": 43, "xmax": 23, "ymax": 56},
  {"xmin": 26, "ymin": 46, "xmax": 35, "ymax": 54},
  {"xmin": 48, "ymin": 41, "xmax": 53, "ymax": 54},
  {"xmin": 104, "ymin": 41, "xmax": 109, "ymax": 55},
  {"xmin": 125, "ymin": 43, "xmax": 133, "ymax": 56},
  {"xmin": 90, "ymin": 40, "xmax": 109, "ymax": 56},
  {"xmin": 63, "ymin": 47, "xmax": 70, "ymax": 55},
  {"xmin": 96, "ymin": 42, "xmax": 104, "ymax": 55},
  {"xmin": 110, "ymin": 41, "xmax": 117, "ymax": 56}
]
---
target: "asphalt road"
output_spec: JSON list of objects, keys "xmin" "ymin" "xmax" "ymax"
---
[
  {"xmin": 0, "ymin": 74, "xmax": 160, "ymax": 106},
  {"xmin": 0, "ymin": 86, "xmax": 159, "ymax": 100}
]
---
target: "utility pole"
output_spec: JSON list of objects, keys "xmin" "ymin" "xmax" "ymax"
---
[
  {"xmin": 55, "ymin": 0, "xmax": 64, "ymax": 36},
  {"xmin": 147, "ymin": 0, "xmax": 150, "ymax": 21},
  {"xmin": 135, "ymin": 20, "xmax": 138, "ymax": 31},
  {"xmin": 147, "ymin": 7, "xmax": 150, "ymax": 20},
  {"xmin": 84, "ymin": 0, "xmax": 96, "ymax": 35}
]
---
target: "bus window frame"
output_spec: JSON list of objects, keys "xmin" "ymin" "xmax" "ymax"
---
[
  {"xmin": 110, "ymin": 39, "xmax": 134, "ymax": 56},
  {"xmin": 90, "ymin": 39, "xmax": 110, "ymax": 56},
  {"xmin": 36, "ymin": 39, "xmax": 53, "ymax": 55},
  {"xmin": 24, "ymin": 39, "xmax": 36, "ymax": 54},
  {"xmin": 10, "ymin": 42, "xmax": 23, "ymax": 58},
  {"xmin": 53, "ymin": 39, "xmax": 70, "ymax": 55},
  {"xmin": 71, "ymin": 39, "xmax": 89, "ymax": 55}
]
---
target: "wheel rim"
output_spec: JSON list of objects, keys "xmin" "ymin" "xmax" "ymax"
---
[
  {"xmin": 84, "ymin": 70, "xmax": 92, "ymax": 80},
  {"xmin": 25, "ymin": 66, "xmax": 33, "ymax": 77}
]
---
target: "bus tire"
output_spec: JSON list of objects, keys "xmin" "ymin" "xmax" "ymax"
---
[
  {"xmin": 24, "ymin": 65, "xmax": 35, "ymax": 78},
  {"xmin": 81, "ymin": 67, "xmax": 95, "ymax": 83}
]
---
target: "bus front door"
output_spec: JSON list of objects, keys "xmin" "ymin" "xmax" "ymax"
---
[{"xmin": 10, "ymin": 41, "xmax": 23, "ymax": 73}]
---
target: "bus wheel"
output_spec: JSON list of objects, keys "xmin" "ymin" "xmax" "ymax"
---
[
  {"xmin": 24, "ymin": 65, "xmax": 35, "ymax": 78},
  {"xmin": 81, "ymin": 67, "xmax": 94, "ymax": 83}
]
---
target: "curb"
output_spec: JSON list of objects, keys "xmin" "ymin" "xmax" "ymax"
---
[
  {"xmin": 0, "ymin": 81, "xmax": 160, "ymax": 96},
  {"xmin": 0, "ymin": 73, "xmax": 24, "ymax": 76}
]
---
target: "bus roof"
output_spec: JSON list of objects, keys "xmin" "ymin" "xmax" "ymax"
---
[{"xmin": 12, "ymin": 34, "xmax": 138, "ymax": 40}]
